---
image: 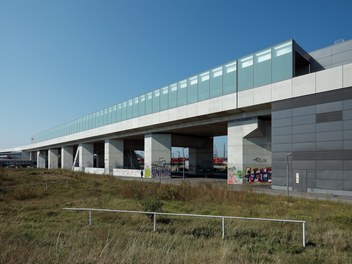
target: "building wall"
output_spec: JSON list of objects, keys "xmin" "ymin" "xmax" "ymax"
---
[
  {"xmin": 272, "ymin": 87, "xmax": 352, "ymax": 194},
  {"xmin": 243, "ymin": 119, "xmax": 272, "ymax": 169},
  {"xmin": 309, "ymin": 40, "xmax": 352, "ymax": 71}
]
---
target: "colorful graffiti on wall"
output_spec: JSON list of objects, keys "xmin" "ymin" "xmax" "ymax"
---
[
  {"xmin": 145, "ymin": 157, "xmax": 171, "ymax": 178},
  {"xmin": 244, "ymin": 167, "xmax": 272, "ymax": 183},
  {"xmin": 152, "ymin": 163, "xmax": 170, "ymax": 178},
  {"xmin": 228, "ymin": 166, "xmax": 272, "ymax": 185},
  {"xmin": 227, "ymin": 166, "xmax": 243, "ymax": 185}
]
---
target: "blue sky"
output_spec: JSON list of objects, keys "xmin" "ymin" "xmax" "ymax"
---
[{"xmin": 0, "ymin": 0, "xmax": 351, "ymax": 150}]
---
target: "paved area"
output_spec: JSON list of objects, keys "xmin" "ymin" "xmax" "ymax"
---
[{"xmin": 116, "ymin": 175, "xmax": 352, "ymax": 204}]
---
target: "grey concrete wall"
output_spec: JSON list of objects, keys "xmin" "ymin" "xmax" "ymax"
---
[
  {"xmin": 104, "ymin": 139, "xmax": 124, "ymax": 171},
  {"xmin": 61, "ymin": 146, "xmax": 73, "ymax": 169},
  {"xmin": 37, "ymin": 150, "xmax": 47, "ymax": 168},
  {"xmin": 228, "ymin": 118, "xmax": 272, "ymax": 174},
  {"xmin": 243, "ymin": 119, "xmax": 272, "ymax": 169},
  {"xmin": 272, "ymin": 86, "xmax": 352, "ymax": 194},
  {"xmin": 78, "ymin": 143, "xmax": 94, "ymax": 170},
  {"xmin": 48, "ymin": 149, "xmax": 59, "ymax": 169},
  {"xmin": 310, "ymin": 40, "xmax": 352, "ymax": 71},
  {"xmin": 228, "ymin": 118, "xmax": 259, "ymax": 174},
  {"xmin": 144, "ymin": 134, "xmax": 171, "ymax": 178}
]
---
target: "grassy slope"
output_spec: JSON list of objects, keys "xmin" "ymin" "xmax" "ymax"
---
[{"xmin": 0, "ymin": 168, "xmax": 351, "ymax": 264}]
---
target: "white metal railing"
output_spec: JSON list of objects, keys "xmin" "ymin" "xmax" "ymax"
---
[{"xmin": 63, "ymin": 207, "xmax": 307, "ymax": 247}]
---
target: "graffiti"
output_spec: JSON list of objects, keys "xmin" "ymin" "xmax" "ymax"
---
[
  {"xmin": 253, "ymin": 157, "xmax": 267, "ymax": 163},
  {"xmin": 244, "ymin": 167, "xmax": 272, "ymax": 183},
  {"xmin": 145, "ymin": 166, "xmax": 151, "ymax": 178},
  {"xmin": 227, "ymin": 166, "xmax": 243, "ymax": 185},
  {"xmin": 151, "ymin": 157, "xmax": 171, "ymax": 178}
]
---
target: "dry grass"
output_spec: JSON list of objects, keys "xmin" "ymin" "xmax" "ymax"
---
[{"xmin": 0, "ymin": 168, "xmax": 352, "ymax": 263}]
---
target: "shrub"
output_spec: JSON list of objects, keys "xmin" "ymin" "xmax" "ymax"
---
[
  {"xmin": 134, "ymin": 186, "xmax": 164, "ymax": 221},
  {"xmin": 140, "ymin": 198, "xmax": 164, "ymax": 221}
]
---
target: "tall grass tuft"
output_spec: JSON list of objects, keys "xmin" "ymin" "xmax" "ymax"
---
[{"xmin": 13, "ymin": 185, "xmax": 48, "ymax": 200}]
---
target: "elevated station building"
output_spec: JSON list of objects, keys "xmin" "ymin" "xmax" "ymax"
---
[{"xmin": 2, "ymin": 39, "xmax": 352, "ymax": 196}]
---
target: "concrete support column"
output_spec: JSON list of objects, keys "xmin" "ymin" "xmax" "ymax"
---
[
  {"xmin": 227, "ymin": 117, "xmax": 260, "ymax": 184},
  {"xmin": 61, "ymin": 146, "xmax": 73, "ymax": 170},
  {"xmin": 144, "ymin": 133, "xmax": 171, "ymax": 178},
  {"xmin": 78, "ymin": 143, "xmax": 94, "ymax": 171},
  {"xmin": 37, "ymin": 150, "xmax": 47, "ymax": 169},
  {"xmin": 105, "ymin": 139, "xmax": 124, "ymax": 174},
  {"xmin": 48, "ymin": 149, "xmax": 59, "ymax": 169},
  {"xmin": 189, "ymin": 138, "xmax": 213, "ymax": 175}
]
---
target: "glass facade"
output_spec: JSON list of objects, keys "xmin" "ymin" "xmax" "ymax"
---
[
  {"xmin": 238, "ymin": 55, "xmax": 254, "ymax": 91},
  {"xmin": 223, "ymin": 61, "xmax": 237, "ymax": 95},
  {"xmin": 272, "ymin": 41, "xmax": 292, "ymax": 82},
  {"xmin": 160, "ymin": 87, "xmax": 169, "ymax": 111},
  {"xmin": 198, "ymin": 72, "xmax": 210, "ymax": 100},
  {"xmin": 32, "ymin": 40, "xmax": 294, "ymax": 143},
  {"xmin": 210, "ymin": 67, "xmax": 223, "ymax": 98},
  {"xmin": 187, "ymin": 76, "xmax": 198, "ymax": 103},
  {"xmin": 169, "ymin": 83, "xmax": 177, "ymax": 108},
  {"xmin": 254, "ymin": 49, "xmax": 271, "ymax": 87}
]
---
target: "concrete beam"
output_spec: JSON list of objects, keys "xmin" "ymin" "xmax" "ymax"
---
[{"xmin": 172, "ymin": 134, "xmax": 213, "ymax": 148}]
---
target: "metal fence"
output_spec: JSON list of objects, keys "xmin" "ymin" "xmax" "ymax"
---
[{"xmin": 63, "ymin": 207, "xmax": 307, "ymax": 247}]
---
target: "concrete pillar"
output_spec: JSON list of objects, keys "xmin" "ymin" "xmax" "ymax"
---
[
  {"xmin": 78, "ymin": 143, "xmax": 94, "ymax": 171},
  {"xmin": 189, "ymin": 138, "xmax": 213, "ymax": 175},
  {"xmin": 144, "ymin": 134, "xmax": 171, "ymax": 178},
  {"xmin": 48, "ymin": 149, "xmax": 59, "ymax": 169},
  {"xmin": 105, "ymin": 139, "xmax": 124, "ymax": 174},
  {"xmin": 61, "ymin": 146, "xmax": 73, "ymax": 169},
  {"xmin": 37, "ymin": 150, "xmax": 47, "ymax": 168},
  {"xmin": 227, "ymin": 117, "xmax": 261, "ymax": 184}
]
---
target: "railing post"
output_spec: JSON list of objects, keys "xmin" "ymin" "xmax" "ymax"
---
[
  {"xmin": 66, "ymin": 180, "xmax": 69, "ymax": 188},
  {"xmin": 45, "ymin": 183, "xmax": 48, "ymax": 191},
  {"xmin": 153, "ymin": 213, "xmax": 156, "ymax": 231},
  {"xmin": 303, "ymin": 222, "xmax": 306, "ymax": 247},
  {"xmin": 222, "ymin": 217, "xmax": 225, "ymax": 239},
  {"xmin": 89, "ymin": 210, "xmax": 92, "ymax": 225}
]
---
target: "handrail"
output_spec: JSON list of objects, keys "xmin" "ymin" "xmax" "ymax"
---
[{"xmin": 63, "ymin": 207, "xmax": 307, "ymax": 247}]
